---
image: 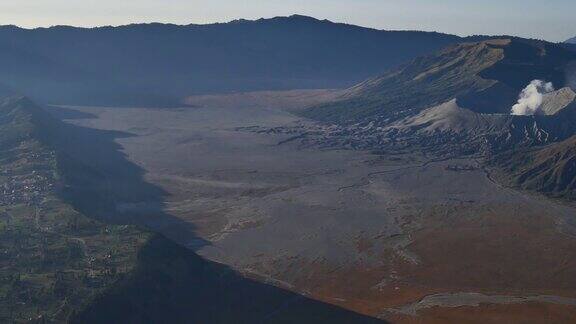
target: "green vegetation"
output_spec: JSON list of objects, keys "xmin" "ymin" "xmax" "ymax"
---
[{"xmin": 0, "ymin": 97, "xmax": 152, "ymax": 322}]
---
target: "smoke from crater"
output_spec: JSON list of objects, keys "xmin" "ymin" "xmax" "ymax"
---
[{"xmin": 511, "ymin": 80, "xmax": 554, "ymax": 116}]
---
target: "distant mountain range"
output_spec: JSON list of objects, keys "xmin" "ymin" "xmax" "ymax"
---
[
  {"xmin": 566, "ymin": 36, "xmax": 576, "ymax": 44},
  {"xmin": 0, "ymin": 15, "xmax": 469, "ymax": 106}
]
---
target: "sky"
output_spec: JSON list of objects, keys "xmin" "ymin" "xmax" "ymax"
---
[{"xmin": 1, "ymin": 0, "xmax": 575, "ymax": 42}]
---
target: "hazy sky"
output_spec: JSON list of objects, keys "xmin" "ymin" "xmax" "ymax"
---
[{"xmin": 1, "ymin": 0, "xmax": 574, "ymax": 42}]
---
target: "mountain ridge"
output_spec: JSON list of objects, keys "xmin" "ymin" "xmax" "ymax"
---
[
  {"xmin": 0, "ymin": 15, "xmax": 458, "ymax": 35},
  {"xmin": 0, "ymin": 15, "xmax": 467, "ymax": 107},
  {"xmin": 302, "ymin": 38, "xmax": 576, "ymax": 125}
]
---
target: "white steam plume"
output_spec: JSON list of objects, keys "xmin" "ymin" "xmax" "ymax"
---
[{"xmin": 511, "ymin": 80, "xmax": 554, "ymax": 116}]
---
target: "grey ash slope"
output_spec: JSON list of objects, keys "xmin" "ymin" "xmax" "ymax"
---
[
  {"xmin": 297, "ymin": 38, "xmax": 576, "ymax": 199},
  {"xmin": 0, "ymin": 15, "xmax": 463, "ymax": 106},
  {"xmin": 302, "ymin": 38, "xmax": 576, "ymax": 125},
  {"xmin": 301, "ymin": 39, "xmax": 576, "ymax": 150}
]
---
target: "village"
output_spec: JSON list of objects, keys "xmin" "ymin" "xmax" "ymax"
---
[{"xmin": 0, "ymin": 149, "xmax": 55, "ymax": 207}]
